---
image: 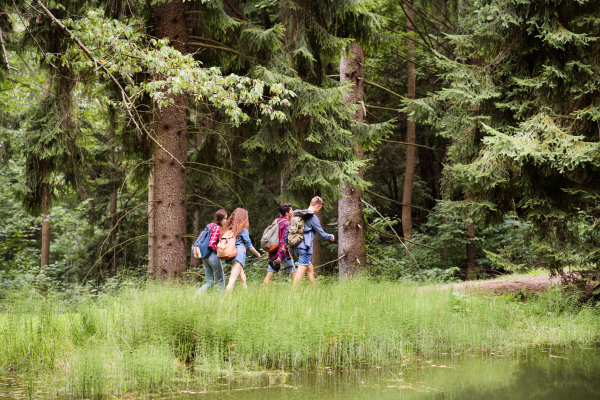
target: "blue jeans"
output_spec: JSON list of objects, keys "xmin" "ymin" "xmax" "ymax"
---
[
  {"xmin": 197, "ymin": 251, "xmax": 225, "ymax": 293},
  {"xmin": 295, "ymin": 247, "xmax": 312, "ymax": 266}
]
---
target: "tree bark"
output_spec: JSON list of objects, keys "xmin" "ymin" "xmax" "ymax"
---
[
  {"xmin": 465, "ymin": 192, "xmax": 476, "ymax": 280},
  {"xmin": 108, "ymin": 106, "xmax": 118, "ymax": 277},
  {"xmin": 190, "ymin": 131, "xmax": 204, "ymax": 270},
  {"xmin": 402, "ymin": 0, "xmax": 417, "ymax": 243},
  {"xmin": 148, "ymin": 171, "xmax": 155, "ymax": 274},
  {"xmin": 40, "ymin": 182, "xmax": 51, "ymax": 274},
  {"xmin": 151, "ymin": 0, "xmax": 189, "ymax": 280},
  {"xmin": 338, "ymin": 42, "xmax": 366, "ymax": 278},
  {"xmin": 39, "ymin": 77, "xmax": 53, "ymax": 276}
]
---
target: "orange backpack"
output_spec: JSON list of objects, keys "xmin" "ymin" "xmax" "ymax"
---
[{"xmin": 216, "ymin": 229, "xmax": 238, "ymax": 260}]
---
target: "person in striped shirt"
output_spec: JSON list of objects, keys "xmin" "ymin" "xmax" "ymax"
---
[
  {"xmin": 197, "ymin": 209, "xmax": 227, "ymax": 293},
  {"xmin": 263, "ymin": 203, "xmax": 296, "ymax": 285}
]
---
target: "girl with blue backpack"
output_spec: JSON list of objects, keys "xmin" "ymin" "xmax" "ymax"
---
[{"xmin": 193, "ymin": 209, "xmax": 227, "ymax": 293}]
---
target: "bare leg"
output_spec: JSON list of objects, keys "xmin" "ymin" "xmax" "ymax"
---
[
  {"xmin": 293, "ymin": 265, "xmax": 308, "ymax": 287},
  {"xmin": 306, "ymin": 263, "xmax": 316, "ymax": 285},
  {"xmin": 289, "ymin": 272, "xmax": 296, "ymax": 281},
  {"xmin": 240, "ymin": 267, "xmax": 247, "ymax": 288},
  {"xmin": 263, "ymin": 271, "xmax": 275, "ymax": 285},
  {"xmin": 226, "ymin": 262, "xmax": 243, "ymax": 291}
]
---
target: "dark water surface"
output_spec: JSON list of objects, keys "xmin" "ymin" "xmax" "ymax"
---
[
  {"xmin": 180, "ymin": 348, "xmax": 600, "ymax": 400},
  {"xmin": 1, "ymin": 347, "xmax": 599, "ymax": 399}
]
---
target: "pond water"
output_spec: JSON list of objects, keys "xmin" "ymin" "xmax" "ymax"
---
[{"xmin": 1, "ymin": 347, "xmax": 599, "ymax": 399}]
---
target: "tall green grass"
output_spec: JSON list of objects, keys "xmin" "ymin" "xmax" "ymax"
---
[{"xmin": 0, "ymin": 279, "xmax": 598, "ymax": 396}]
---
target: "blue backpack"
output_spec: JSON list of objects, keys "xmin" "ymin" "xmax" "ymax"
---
[{"xmin": 192, "ymin": 224, "xmax": 213, "ymax": 259}]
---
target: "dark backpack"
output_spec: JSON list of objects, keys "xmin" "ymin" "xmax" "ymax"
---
[{"xmin": 192, "ymin": 224, "xmax": 213, "ymax": 259}]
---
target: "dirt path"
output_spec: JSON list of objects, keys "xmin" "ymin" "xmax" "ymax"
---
[{"xmin": 443, "ymin": 274, "xmax": 561, "ymax": 295}]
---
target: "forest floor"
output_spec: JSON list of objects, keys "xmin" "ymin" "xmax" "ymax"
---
[{"xmin": 445, "ymin": 273, "xmax": 561, "ymax": 295}]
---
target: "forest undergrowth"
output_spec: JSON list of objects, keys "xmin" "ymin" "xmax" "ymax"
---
[{"xmin": 0, "ymin": 279, "xmax": 599, "ymax": 396}]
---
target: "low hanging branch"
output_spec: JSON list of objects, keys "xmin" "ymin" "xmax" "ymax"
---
[
  {"xmin": 33, "ymin": 0, "xmax": 187, "ymax": 170},
  {"xmin": 367, "ymin": 224, "xmax": 437, "ymax": 250},
  {"xmin": 0, "ymin": 25, "xmax": 19, "ymax": 74}
]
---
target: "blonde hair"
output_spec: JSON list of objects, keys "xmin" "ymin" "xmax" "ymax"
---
[
  {"xmin": 220, "ymin": 208, "xmax": 249, "ymax": 238},
  {"xmin": 310, "ymin": 196, "xmax": 324, "ymax": 207}
]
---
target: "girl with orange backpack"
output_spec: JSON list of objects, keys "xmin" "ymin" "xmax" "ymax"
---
[{"xmin": 217, "ymin": 208, "xmax": 261, "ymax": 290}]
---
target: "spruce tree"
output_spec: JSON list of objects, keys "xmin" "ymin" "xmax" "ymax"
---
[{"xmin": 410, "ymin": 0, "xmax": 600, "ymax": 277}]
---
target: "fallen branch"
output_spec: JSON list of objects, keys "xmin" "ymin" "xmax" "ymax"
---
[
  {"xmin": 380, "ymin": 138, "xmax": 441, "ymax": 151},
  {"xmin": 364, "ymin": 80, "xmax": 406, "ymax": 100},
  {"xmin": 365, "ymin": 189, "xmax": 433, "ymax": 213},
  {"xmin": 367, "ymin": 224, "xmax": 437, "ymax": 250},
  {"xmin": 313, "ymin": 254, "xmax": 346, "ymax": 270},
  {"xmin": 362, "ymin": 199, "xmax": 426, "ymax": 281},
  {"xmin": 367, "ymin": 254, "xmax": 396, "ymax": 270}
]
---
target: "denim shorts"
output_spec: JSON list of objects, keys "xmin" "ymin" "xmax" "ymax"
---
[
  {"xmin": 295, "ymin": 247, "xmax": 312, "ymax": 266},
  {"xmin": 268, "ymin": 258, "xmax": 296, "ymax": 274}
]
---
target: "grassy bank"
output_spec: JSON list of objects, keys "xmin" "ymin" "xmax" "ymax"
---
[{"xmin": 1, "ymin": 279, "xmax": 599, "ymax": 395}]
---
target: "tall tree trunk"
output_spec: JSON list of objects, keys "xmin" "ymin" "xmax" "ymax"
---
[
  {"xmin": 152, "ymin": 0, "xmax": 189, "ymax": 280},
  {"xmin": 40, "ymin": 182, "xmax": 51, "ymax": 274},
  {"xmin": 338, "ymin": 42, "xmax": 366, "ymax": 278},
  {"xmin": 402, "ymin": 0, "xmax": 417, "ymax": 243},
  {"xmin": 39, "ymin": 77, "xmax": 52, "ymax": 276},
  {"xmin": 148, "ymin": 171, "xmax": 155, "ymax": 274},
  {"xmin": 190, "ymin": 132, "xmax": 203, "ymax": 270},
  {"xmin": 465, "ymin": 192, "xmax": 476, "ymax": 280},
  {"xmin": 108, "ymin": 106, "xmax": 118, "ymax": 277}
]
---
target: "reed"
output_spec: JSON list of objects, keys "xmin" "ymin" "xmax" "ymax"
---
[{"xmin": 0, "ymin": 279, "xmax": 598, "ymax": 396}]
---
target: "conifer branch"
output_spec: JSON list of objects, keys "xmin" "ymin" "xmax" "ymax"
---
[
  {"xmin": 366, "ymin": 254, "xmax": 396, "ymax": 269},
  {"xmin": 367, "ymin": 224, "xmax": 436, "ymax": 249},
  {"xmin": 32, "ymin": 0, "xmax": 186, "ymax": 170}
]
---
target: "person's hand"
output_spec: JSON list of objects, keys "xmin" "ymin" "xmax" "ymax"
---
[
  {"xmin": 253, "ymin": 249, "xmax": 261, "ymax": 259},
  {"xmin": 330, "ymin": 235, "xmax": 335, "ymax": 242},
  {"xmin": 275, "ymin": 258, "xmax": 281, "ymax": 264}
]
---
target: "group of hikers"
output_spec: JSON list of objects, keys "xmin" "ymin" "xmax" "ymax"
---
[{"xmin": 192, "ymin": 196, "xmax": 335, "ymax": 292}]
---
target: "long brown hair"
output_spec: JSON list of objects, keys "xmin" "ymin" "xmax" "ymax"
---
[
  {"xmin": 221, "ymin": 208, "xmax": 249, "ymax": 238},
  {"xmin": 211, "ymin": 209, "xmax": 227, "ymax": 226}
]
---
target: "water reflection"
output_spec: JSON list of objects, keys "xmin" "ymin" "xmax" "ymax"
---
[
  {"xmin": 0, "ymin": 348, "xmax": 599, "ymax": 399},
  {"xmin": 181, "ymin": 348, "xmax": 600, "ymax": 400}
]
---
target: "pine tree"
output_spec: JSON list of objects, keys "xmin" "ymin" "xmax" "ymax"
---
[{"xmin": 410, "ymin": 0, "xmax": 600, "ymax": 277}]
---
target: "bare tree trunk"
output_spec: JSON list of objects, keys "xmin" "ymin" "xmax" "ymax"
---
[
  {"xmin": 39, "ymin": 77, "xmax": 52, "ymax": 277},
  {"xmin": 152, "ymin": 0, "xmax": 189, "ymax": 280},
  {"xmin": 190, "ymin": 130, "xmax": 204, "ymax": 270},
  {"xmin": 108, "ymin": 106, "xmax": 118, "ymax": 277},
  {"xmin": 402, "ymin": 0, "xmax": 417, "ymax": 244},
  {"xmin": 465, "ymin": 192, "xmax": 476, "ymax": 280},
  {"xmin": 338, "ymin": 42, "xmax": 366, "ymax": 279},
  {"xmin": 40, "ymin": 182, "xmax": 51, "ymax": 274},
  {"xmin": 148, "ymin": 171, "xmax": 155, "ymax": 274}
]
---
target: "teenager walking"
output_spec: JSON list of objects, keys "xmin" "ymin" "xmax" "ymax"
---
[
  {"xmin": 292, "ymin": 196, "xmax": 334, "ymax": 286},
  {"xmin": 263, "ymin": 203, "xmax": 296, "ymax": 285},
  {"xmin": 221, "ymin": 208, "xmax": 261, "ymax": 291},
  {"xmin": 194, "ymin": 209, "xmax": 227, "ymax": 293}
]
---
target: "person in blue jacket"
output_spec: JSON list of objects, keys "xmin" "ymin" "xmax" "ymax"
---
[
  {"xmin": 222, "ymin": 208, "xmax": 261, "ymax": 291},
  {"xmin": 293, "ymin": 196, "xmax": 335, "ymax": 286}
]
